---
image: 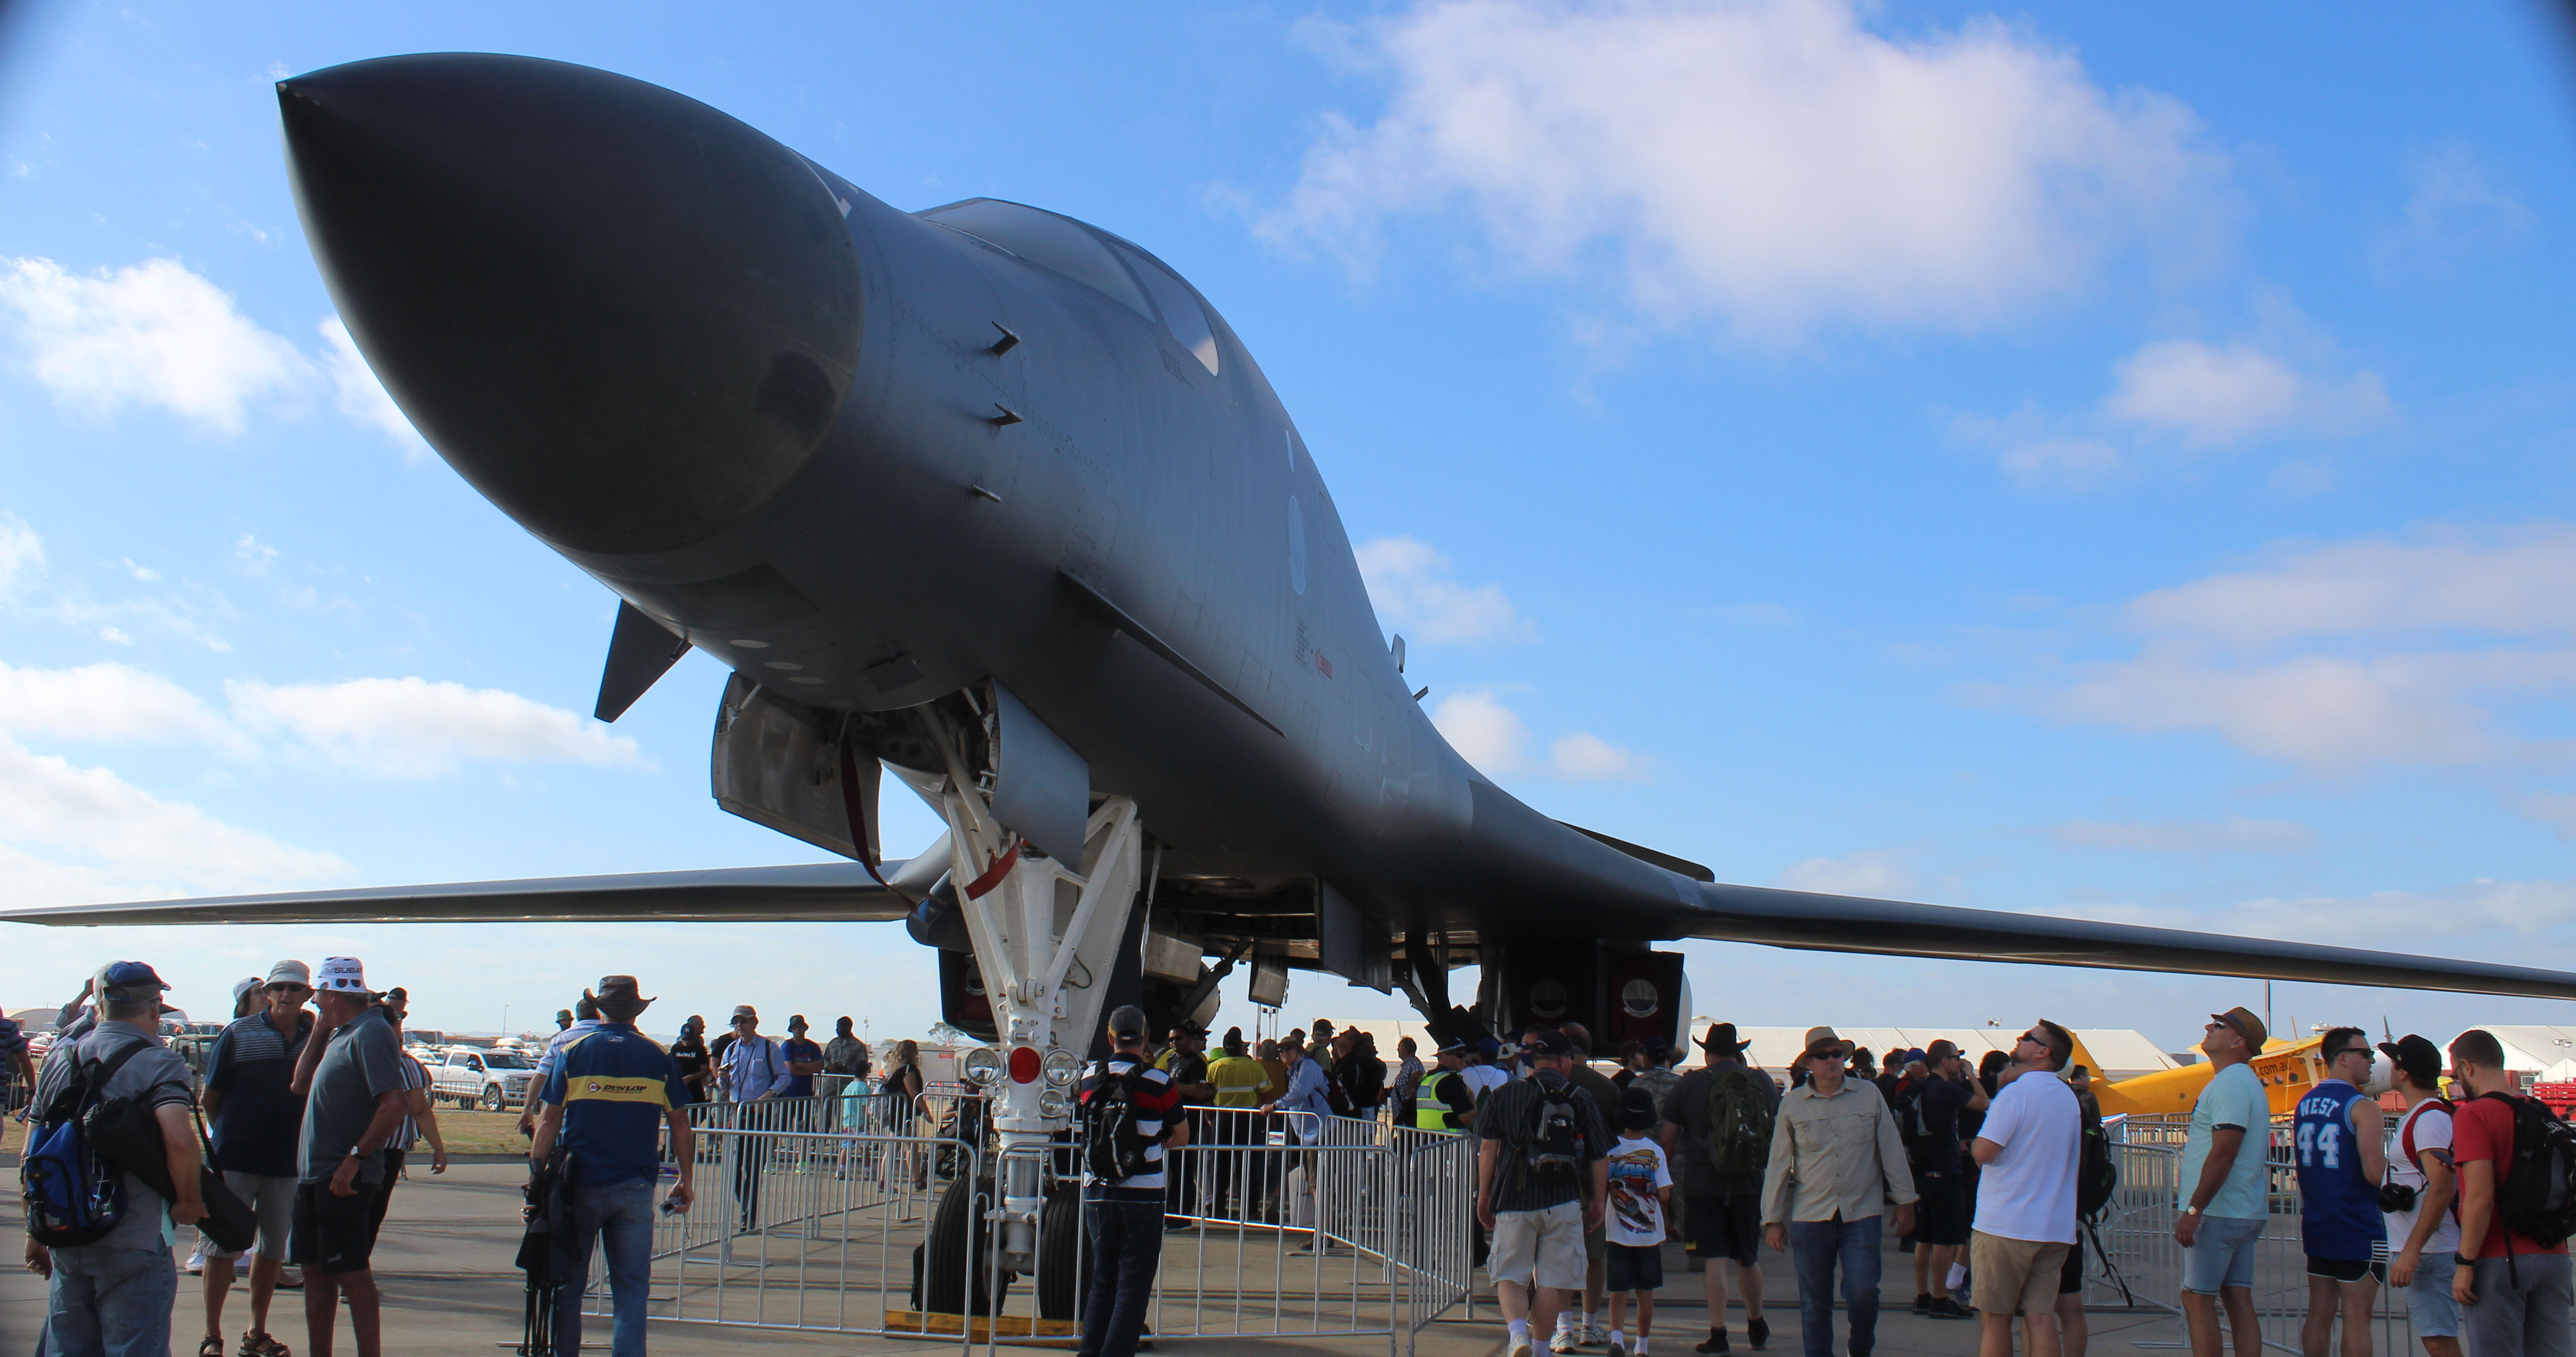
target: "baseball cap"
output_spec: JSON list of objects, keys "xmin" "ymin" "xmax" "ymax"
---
[
  {"xmin": 1107, "ymin": 1004, "xmax": 1148, "ymax": 1039},
  {"xmin": 231, "ymin": 976, "xmax": 262, "ymax": 1005},
  {"xmin": 266, "ymin": 960, "xmax": 312, "ymax": 989},
  {"xmin": 2379, "ymin": 1034, "xmax": 2442, "ymax": 1088},
  {"xmin": 1903, "ymin": 1048, "xmax": 1928, "ymax": 1066},
  {"xmin": 2211, "ymin": 1006, "xmax": 2268, "ymax": 1052},
  {"xmin": 1520, "ymin": 1029, "xmax": 1572, "ymax": 1058},
  {"xmin": 100, "ymin": 960, "xmax": 168, "ymax": 996},
  {"xmin": 314, "ymin": 957, "xmax": 371, "ymax": 995}
]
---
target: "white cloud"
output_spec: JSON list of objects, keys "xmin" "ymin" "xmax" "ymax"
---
[
  {"xmin": 234, "ymin": 533, "xmax": 279, "ymax": 575},
  {"xmin": 2105, "ymin": 340, "xmax": 2390, "ymax": 447},
  {"xmin": 1356, "ymin": 536, "xmax": 1531, "ymax": 643},
  {"xmin": 2124, "ymin": 525, "xmax": 2576, "ymax": 650},
  {"xmin": 319, "ymin": 316, "xmax": 432, "ymax": 460},
  {"xmin": 227, "ymin": 677, "xmax": 646, "ymax": 779},
  {"xmin": 2049, "ymin": 817, "xmax": 2316, "ymax": 854},
  {"xmin": 0, "ymin": 256, "xmax": 311, "ymax": 433},
  {"xmin": 0, "ymin": 736, "xmax": 347, "ymax": 903},
  {"xmin": 1997, "ymin": 436, "xmax": 2128, "ymax": 493},
  {"xmin": 122, "ymin": 558, "xmax": 160, "ymax": 582},
  {"xmin": 1431, "ymin": 689, "xmax": 1530, "ymax": 775},
  {"xmin": 0, "ymin": 513, "xmax": 43, "ymax": 598},
  {"xmin": 98, "ymin": 627, "xmax": 132, "ymax": 645},
  {"xmin": 1262, "ymin": 0, "xmax": 2227, "ymax": 338},
  {"xmin": 2018, "ymin": 525, "xmax": 2576, "ymax": 770},
  {"xmin": 2049, "ymin": 878, "xmax": 2576, "ymax": 944},
  {"xmin": 0, "ymin": 660, "xmax": 255, "ymax": 756},
  {"xmin": 1777, "ymin": 849, "xmax": 1915, "ymax": 898},
  {"xmin": 1550, "ymin": 731, "xmax": 1651, "ymax": 782},
  {"xmin": 2375, "ymin": 142, "xmax": 2530, "ymax": 271}
]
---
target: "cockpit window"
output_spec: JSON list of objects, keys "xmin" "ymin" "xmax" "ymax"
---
[
  {"xmin": 920, "ymin": 199, "xmax": 1154, "ymax": 323},
  {"xmin": 1110, "ymin": 241, "xmax": 1221, "ymax": 376}
]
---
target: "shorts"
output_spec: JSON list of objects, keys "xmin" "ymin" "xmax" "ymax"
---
[
  {"xmin": 2179, "ymin": 1215, "xmax": 2265, "ymax": 1295},
  {"xmin": 1608, "ymin": 1241, "xmax": 1665, "ymax": 1294},
  {"xmin": 2306, "ymin": 1254, "xmax": 2386, "ymax": 1284},
  {"xmin": 2398, "ymin": 1251, "xmax": 2459, "ymax": 1338},
  {"xmin": 291, "ymin": 1178, "xmax": 385, "ymax": 1275},
  {"xmin": 1908, "ymin": 1164, "xmax": 1970, "ymax": 1248},
  {"xmin": 2060, "ymin": 1231, "xmax": 2085, "ymax": 1295},
  {"xmin": 1490, "ymin": 1200, "xmax": 1587, "ymax": 1291},
  {"xmin": 1970, "ymin": 1231, "xmax": 2069, "ymax": 1317},
  {"xmin": 1682, "ymin": 1191, "xmax": 1763, "ymax": 1265},
  {"xmin": 213, "ymin": 1170, "xmax": 298, "ymax": 1261}
]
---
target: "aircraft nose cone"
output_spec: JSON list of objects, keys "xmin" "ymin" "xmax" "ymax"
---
[{"xmin": 281, "ymin": 55, "xmax": 860, "ymax": 557}]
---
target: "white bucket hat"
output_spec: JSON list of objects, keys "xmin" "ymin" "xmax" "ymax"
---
[{"xmin": 315, "ymin": 956, "xmax": 371, "ymax": 995}]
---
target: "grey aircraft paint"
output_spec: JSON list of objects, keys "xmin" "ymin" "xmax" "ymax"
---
[{"xmin": 10, "ymin": 53, "xmax": 2574, "ymax": 1010}]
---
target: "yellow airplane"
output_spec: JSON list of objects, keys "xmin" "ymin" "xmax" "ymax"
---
[{"xmin": 2071, "ymin": 1030, "xmax": 2331, "ymax": 1118}]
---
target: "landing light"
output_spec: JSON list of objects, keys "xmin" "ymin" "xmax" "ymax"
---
[
  {"xmin": 962, "ymin": 1046, "xmax": 1003, "ymax": 1088},
  {"xmin": 1039, "ymin": 1089, "xmax": 1070, "ymax": 1120},
  {"xmin": 1042, "ymin": 1048, "xmax": 1080, "ymax": 1088}
]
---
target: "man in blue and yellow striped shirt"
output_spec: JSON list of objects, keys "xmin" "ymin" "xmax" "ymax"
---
[{"xmin": 532, "ymin": 975, "xmax": 694, "ymax": 1357}]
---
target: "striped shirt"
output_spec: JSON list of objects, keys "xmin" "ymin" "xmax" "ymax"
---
[
  {"xmin": 388, "ymin": 1053, "xmax": 430, "ymax": 1151},
  {"xmin": 1078, "ymin": 1055, "xmax": 1182, "ymax": 1192}
]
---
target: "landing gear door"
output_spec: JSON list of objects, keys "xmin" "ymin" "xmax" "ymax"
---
[{"xmin": 711, "ymin": 673, "xmax": 873, "ymax": 861}]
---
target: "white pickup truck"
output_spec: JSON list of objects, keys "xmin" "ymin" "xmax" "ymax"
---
[{"xmin": 429, "ymin": 1046, "xmax": 538, "ymax": 1111}]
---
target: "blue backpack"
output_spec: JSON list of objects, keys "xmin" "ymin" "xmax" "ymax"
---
[{"xmin": 20, "ymin": 1040, "xmax": 148, "ymax": 1247}]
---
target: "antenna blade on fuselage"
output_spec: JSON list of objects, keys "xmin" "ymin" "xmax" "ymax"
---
[
  {"xmin": 1689, "ymin": 881, "xmax": 2576, "ymax": 1000},
  {"xmin": 0, "ymin": 862, "xmax": 916, "ymax": 927},
  {"xmin": 595, "ymin": 600, "xmax": 691, "ymax": 722}
]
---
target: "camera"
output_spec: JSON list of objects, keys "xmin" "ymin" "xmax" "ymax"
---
[{"xmin": 2379, "ymin": 1180, "xmax": 2417, "ymax": 1213}]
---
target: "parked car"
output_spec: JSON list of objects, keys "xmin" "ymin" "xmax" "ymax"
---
[{"xmin": 430, "ymin": 1046, "xmax": 537, "ymax": 1111}]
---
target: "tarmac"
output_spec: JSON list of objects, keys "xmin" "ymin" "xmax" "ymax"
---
[{"xmin": 3, "ymin": 1155, "xmax": 2185, "ymax": 1356}]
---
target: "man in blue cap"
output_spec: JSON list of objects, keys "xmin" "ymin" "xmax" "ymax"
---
[{"xmin": 26, "ymin": 961, "xmax": 205, "ymax": 1357}]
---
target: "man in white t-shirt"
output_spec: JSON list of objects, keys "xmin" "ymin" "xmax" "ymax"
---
[
  {"xmin": 1969, "ymin": 1019, "xmax": 2081, "ymax": 1357},
  {"xmin": 2379, "ymin": 1034, "xmax": 2461, "ymax": 1357}
]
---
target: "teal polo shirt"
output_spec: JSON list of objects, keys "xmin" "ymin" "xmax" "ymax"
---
[{"xmin": 543, "ymin": 1023, "xmax": 681, "ymax": 1187}]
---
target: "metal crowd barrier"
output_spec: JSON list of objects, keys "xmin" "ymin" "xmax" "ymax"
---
[
  {"xmin": 2091, "ymin": 1121, "xmax": 2422, "ymax": 1355},
  {"xmin": 581, "ymin": 1096, "xmax": 1475, "ymax": 1356}
]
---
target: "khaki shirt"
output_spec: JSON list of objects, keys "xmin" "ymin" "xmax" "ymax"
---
[{"xmin": 1760, "ymin": 1076, "xmax": 1918, "ymax": 1225}]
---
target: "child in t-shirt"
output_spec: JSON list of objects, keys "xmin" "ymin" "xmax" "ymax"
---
[{"xmin": 1604, "ymin": 1085, "xmax": 1675, "ymax": 1356}]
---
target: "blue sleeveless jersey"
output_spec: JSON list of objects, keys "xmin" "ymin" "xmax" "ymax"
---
[{"xmin": 2294, "ymin": 1079, "xmax": 2385, "ymax": 1260}]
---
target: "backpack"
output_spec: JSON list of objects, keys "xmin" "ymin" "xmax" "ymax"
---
[
  {"xmin": 1082, "ymin": 1063, "xmax": 1155, "ymax": 1183},
  {"xmin": 1702, "ymin": 1066, "xmax": 1775, "ymax": 1178},
  {"xmin": 2479, "ymin": 1092, "xmax": 2576, "ymax": 1250},
  {"xmin": 1890, "ymin": 1078, "xmax": 1932, "ymax": 1164},
  {"xmin": 20, "ymin": 1041, "xmax": 149, "ymax": 1247},
  {"xmin": 2076, "ymin": 1110, "xmax": 2118, "ymax": 1223},
  {"xmin": 1522, "ymin": 1073, "xmax": 1589, "ymax": 1186}
]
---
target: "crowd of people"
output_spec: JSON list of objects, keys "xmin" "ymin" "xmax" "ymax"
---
[{"xmin": 20, "ymin": 981, "xmax": 2576, "ymax": 1357}]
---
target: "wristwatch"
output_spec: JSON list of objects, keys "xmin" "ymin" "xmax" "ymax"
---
[{"xmin": 2182, "ymin": 1204, "xmax": 2202, "ymax": 1216}]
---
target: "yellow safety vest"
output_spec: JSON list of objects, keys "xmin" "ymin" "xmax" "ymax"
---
[{"xmin": 1416, "ymin": 1068, "xmax": 1467, "ymax": 1132}]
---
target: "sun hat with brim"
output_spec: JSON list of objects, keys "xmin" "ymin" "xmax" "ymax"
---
[
  {"xmin": 1696, "ymin": 1022, "xmax": 1752, "ymax": 1054},
  {"xmin": 1802, "ymin": 1026, "xmax": 1856, "ymax": 1058},
  {"xmin": 2211, "ymin": 1006, "xmax": 2268, "ymax": 1052},
  {"xmin": 266, "ymin": 960, "xmax": 312, "ymax": 988},
  {"xmin": 314, "ymin": 956, "xmax": 372, "ymax": 995}
]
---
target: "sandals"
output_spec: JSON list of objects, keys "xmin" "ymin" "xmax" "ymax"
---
[
  {"xmin": 202, "ymin": 1337, "xmax": 226, "ymax": 1357},
  {"xmin": 239, "ymin": 1331, "xmax": 292, "ymax": 1357}
]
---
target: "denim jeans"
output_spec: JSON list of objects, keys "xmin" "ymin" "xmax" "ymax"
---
[
  {"xmin": 1789, "ymin": 1215, "xmax": 1882, "ymax": 1357},
  {"xmin": 47, "ymin": 1244, "xmax": 178, "ymax": 1357},
  {"xmin": 1080, "ymin": 1192, "xmax": 1165, "ymax": 1357},
  {"xmin": 554, "ymin": 1180, "xmax": 657, "ymax": 1357}
]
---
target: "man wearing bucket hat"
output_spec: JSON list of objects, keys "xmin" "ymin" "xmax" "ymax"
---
[
  {"xmin": 1761, "ymin": 1026, "xmax": 1916, "ymax": 1357},
  {"xmin": 532, "ymin": 976, "xmax": 693, "ymax": 1357},
  {"xmin": 200, "ymin": 959, "xmax": 317, "ymax": 1357},
  {"xmin": 2173, "ymin": 1006, "xmax": 2271, "ymax": 1357},
  {"xmin": 287, "ymin": 956, "xmax": 409, "ymax": 1357},
  {"xmin": 1663, "ymin": 1023, "xmax": 1777, "ymax": 1355}
]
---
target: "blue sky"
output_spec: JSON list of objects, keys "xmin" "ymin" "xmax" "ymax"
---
[{"xmin": 4, "ymin": 1, "xmax": 2575, "ymax": 1054}]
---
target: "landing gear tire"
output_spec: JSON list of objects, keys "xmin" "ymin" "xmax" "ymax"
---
[
  {"xmin": 923, "ymin": 1175, "xmax": 1008, "ymax": 1316},
  {"xmin": 481, "ymin": 1084, "xmax": 505, "ymax": 1113},
  {"xmin": 1037, "ymin": 1183, "xmax": 1087, "ymax": 1322}
]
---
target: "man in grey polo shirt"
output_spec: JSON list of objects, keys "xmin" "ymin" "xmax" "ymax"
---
[{"xmin": 287, "ymin": 956, "xmax": 409, "ymax": 1357}]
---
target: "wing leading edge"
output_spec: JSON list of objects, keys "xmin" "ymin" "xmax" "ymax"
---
[
  {"xmin": 1692, "ymin": 880, "xmax": 2576, "ymax": 1001},
  {"xmin": 0, "ymin": 861, "xmax": 919, "ymax": 928}
]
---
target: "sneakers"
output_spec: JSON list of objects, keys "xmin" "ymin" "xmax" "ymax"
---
[
  {"xmin": 1746, "ymin": 1317, "xmax": 1770, "ymax": 1350},
  {"xmin": 1551, "ymin": 1327, "xmax": 1581, "ymax": 1353},
  {"xmin": 1582, "ymin": 1321, "xmax": 1611, "ymax": 1346},
  {"xmin": 1609, "ymin": 1335, "xmax": 1630, "ymax": 1357},
  {"xmin": 1928, "ymin": 1297, "xmax": 1976, "ymax": 1321},
  {"xmin": 1694, "ymin": 1331, "xmax": 1729, "ymax": 1354},
  {"xmin": 1913, "ymin": 1292, "xmax": 1934, "ymax": 1315},
  {"xmin": 1509, "ymin": 1341, "xmax": 1535, "ymax": 1357}
]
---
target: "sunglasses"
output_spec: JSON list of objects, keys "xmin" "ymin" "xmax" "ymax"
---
[
  {"xmin": 267, "ymin": 983, "xmax": 311, "ymax": 994},
  {"xmin": 2019, "ymin": 1031, "xmax": 2049, "ymax": 1046},
  {"xmin": 1807, "ymin": 1049, "xmax": 1847, "ymax": 1062}
]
